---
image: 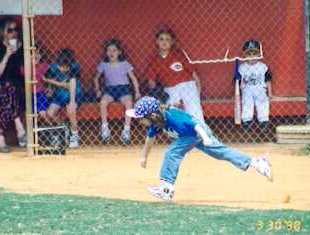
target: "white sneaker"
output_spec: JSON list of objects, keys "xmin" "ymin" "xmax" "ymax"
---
[
  {"xmin": 69, "ymin": 133, "xmax": 80, "ymax": 148},
  {"xmin": 121, "ymin": 128, "xmax": 131, "ymax": 144},
  {"xmin": 101, "ymin": 126, "xmax": 111, "ymax": 143},
  {"xmin": 147, "ymin": 181, "xmax": 175, "ymax": 201},
  {"xmin": 251, "ymin": 156, "xmax": 273, "ymax": 181}
]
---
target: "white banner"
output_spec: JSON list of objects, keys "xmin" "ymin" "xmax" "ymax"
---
[{"xmin": 0, "ymin": 0, "xmax": 63, "ymax": 15}]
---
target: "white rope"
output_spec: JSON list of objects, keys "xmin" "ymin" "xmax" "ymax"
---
[{"xmin": 182, "ymin": 43, "xmax": 264, "ymax": 64}]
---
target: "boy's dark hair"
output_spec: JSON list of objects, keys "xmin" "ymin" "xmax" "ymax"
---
[
  {"xmin": 0, "ymin": 17, "xmax": 20, "ymax": 42},
  {"xmin": 103, "ymin": 38, "xmax": 126, "ymax": 62},
  {"xmin": 55, "ymin": 48, "xmax": 76, "ymax": 66},
  {"xmin": 155, "ymin": 27, "xmax": 176, "ymax": 40}
]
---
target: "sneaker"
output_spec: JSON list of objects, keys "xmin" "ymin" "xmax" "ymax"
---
[
  {"xmin": 18, "ymin": 133, "xmax": 27, "ymax": 147},
  {"xmin": 101, "ymin": 126, "xmax": 111, "ymax": 143},
  {"xmin": 147, "ymin": 182, "xmax": 175, "ymax": 201},
  {"xmin": 121, "ymin": 128, "xmax": 131, "ymax": 144},
  {"xmin": 251, "ymin": 156, "xmax": 273, "ymax": 181},
  {"xmin": 0, "ymin": 145, "xmax": 10, "ymax": 153},
  {"xmin": 69, "ymin": 133, "xmax": 80, "ymax": 148}
]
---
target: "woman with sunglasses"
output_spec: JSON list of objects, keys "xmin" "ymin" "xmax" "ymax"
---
[
  {"xmin": 145, "ymin": 27, "xmax": 204, "ymax": 123},
  {"xmin": 237, "ymin": 40, "xmax": 272, "ymax": 130},
  {"xmin": 0, "ymin": 17, "xmax": 26, "ymax": 153}
]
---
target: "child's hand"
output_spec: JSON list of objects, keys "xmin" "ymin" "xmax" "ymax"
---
[
  {"xmin": 64, "ymin": 81, "xmax": 71, "ymax": 89},
  {"xmin": 135, "ymin": 91, "xmax": 141, "ymax": 100},
  {"xmin": 140, "ymin": 156, "xmax": 147, "ymax": 168},
  {"xmin": 96, "ymin": 90, "xmax": 102, "ymax": 99},
  {"xmin": 67, "ymin": 101, "xmax": 77, "ymax": 113},
  {"xmin": 4, "ymin": 44, "xmax": 17, "ymax": 58}
]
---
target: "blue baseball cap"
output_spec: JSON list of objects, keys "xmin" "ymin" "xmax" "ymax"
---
[{"xmin": 126, "ymin": 96, "xmax": 160, "ymax": 118}]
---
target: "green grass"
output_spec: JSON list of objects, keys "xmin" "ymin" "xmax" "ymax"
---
[
  {"xmin": 0, "ymin": 192, "xmax": 309, "ymax": 235},
  {"xmin": 299, "ymin": 144, "xmax": 310, "ymax": 155}
]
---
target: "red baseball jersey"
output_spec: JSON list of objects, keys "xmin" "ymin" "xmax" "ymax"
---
[{"xmin": 146, "ymin": 50, "xmax": 195, "ymax": 87}]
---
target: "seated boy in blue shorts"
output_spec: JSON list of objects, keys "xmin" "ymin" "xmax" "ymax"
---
[
  {"xmin": 126, "ymin": 96, "xmax": 273, "ymax": 201},
  {"xmin": 43, "ymin": 48, "xmax": 83, "ymax": 148}
]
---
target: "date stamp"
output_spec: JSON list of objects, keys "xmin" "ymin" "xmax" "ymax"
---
[{"xmin": 256, "ymin": 219, "xmax": 302, "ymax": 232}]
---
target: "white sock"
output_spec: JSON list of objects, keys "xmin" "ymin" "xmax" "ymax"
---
[
  {"xmin": 124, "ymin": 125, "xmax": 130, "ymax": 131},
  {"xmin": 101, "ymin": 122, "xmax": 109, "ymax": 129},
  {"xmin": 71, "ymin": 130, "xmax": 79, "ymax": 137},
  {"xmin": 250, "ymin": 158, "xmax": 259, "ymax": 168},
  {"xmin": 160, "ymin": 179, "xmax": 174, "ymax": 190}
]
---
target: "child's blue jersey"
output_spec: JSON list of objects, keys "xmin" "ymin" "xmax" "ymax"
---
[{"xmin": 146, "ymin": 107, "xmax": 200, "ymax": 139}]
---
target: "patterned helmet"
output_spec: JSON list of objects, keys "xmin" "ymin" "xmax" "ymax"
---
[{"xmin": 125, "ymin": 96, "xmax": 160, "ymax": 118}]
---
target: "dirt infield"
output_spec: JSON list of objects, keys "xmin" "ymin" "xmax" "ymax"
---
[{"xmin": 0, "ymin": 144, "xmax": 310, "ymax": 210}]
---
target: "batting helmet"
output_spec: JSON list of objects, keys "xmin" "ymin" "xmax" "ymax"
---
[
  {"xmin": 242, "ymin": 39, "xmax": 260, "ymax": 52},
  {"xmin": 126, "ymin": 96, "xmax": 160, "ymax": 118}
]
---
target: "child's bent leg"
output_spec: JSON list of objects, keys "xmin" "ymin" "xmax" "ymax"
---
[
  {"xmin": 66, "ymin": 102, "xmax": 78, "ymax": 132},
  {"xmin": 100, "ymin": 95, "xmax": 113, "ymax": 141},
  {"xmin": 241, "ymin": 89, "xmax": 254, "ymax": 124},
  {"xmin": 120, "ymin": 95, "xmax": 133, "ymax": 128},
  {"xmin": 255, "ymin": 91, "xmax": 270, "ymax": 123},
  {"xmin": 100, "ymin": 95, "xmax": 114, "ymax": 123},
  {"xmin": 196, "ymin": 141, "xmax": 251, "ymax": 171},
  {"xmin": 160, "ymin": 136, "xmax": 197, "ymax": 184}
]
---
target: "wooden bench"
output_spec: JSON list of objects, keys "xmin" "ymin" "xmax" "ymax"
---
[{"xmin": 75, "ymin": 97, "xmax": 308, "ymax": 121}]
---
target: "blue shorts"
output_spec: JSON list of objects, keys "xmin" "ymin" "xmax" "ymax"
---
[
  {"xmin": 105, "ymin": 85, "xmax": 131, "ymax": 101},
  {"xmin": 51, "ymin": 88, "xmax": 83, "ymax": 108},
  {"xmin": 33, "ymin": 92, "xmax": 49, "ymax": 112}
]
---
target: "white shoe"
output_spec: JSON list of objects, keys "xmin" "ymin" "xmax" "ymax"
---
[
  {"xmin": 69, "ymin": 134, "xmax": 80, "ymax": 148},
  {"xmin": 121, "ymin": 128, "xmax": 131, "ymax": 144},
  {"xmin": 251, "ymin": 156, "xmax": 273, "ymax": 181},
  {"xmin": 147, "ymin": 181, "xmax": 175, "ymax": 201},
  {"xmin": 101, "ymin": 126, "xmax": 111, "ymax": 143}
]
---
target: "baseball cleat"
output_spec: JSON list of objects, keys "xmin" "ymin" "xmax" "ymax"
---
[
  {"xmin": 147, "ymin": 184, "xmax": 175, "ymax": 201},
  {"xmin": 251, "ymin": 156, "xmax": 273, "ymax": 181}
]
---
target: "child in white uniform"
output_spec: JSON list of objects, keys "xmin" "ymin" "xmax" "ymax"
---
[{"xmin": 238, "ymin": 40, "xmax": 272, "ymax": 129}]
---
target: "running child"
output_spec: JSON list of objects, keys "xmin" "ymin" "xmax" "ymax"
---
[
  {"xmin": 93, "ymin": 39, "xmax": 141, "ymax": 144},
  {"xmin": 126, "ymin": 96, "xmax": 273, "ymax": 201}
]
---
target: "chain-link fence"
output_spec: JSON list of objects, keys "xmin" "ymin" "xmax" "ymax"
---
[{"xmin": 20, "ymin": 0, "xmax": 308, "ymax": 154}]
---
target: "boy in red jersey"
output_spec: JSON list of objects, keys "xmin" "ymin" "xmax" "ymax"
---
[{"xmin": 146, "ymin": 28, "xmax": 204, "ymax": 123}]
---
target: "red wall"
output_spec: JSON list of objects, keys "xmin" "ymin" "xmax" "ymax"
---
[{"xmin": 34, "ymin": 0, "xmax": 307, "ymax": 112}]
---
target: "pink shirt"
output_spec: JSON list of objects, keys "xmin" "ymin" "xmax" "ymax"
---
[{"xmin": 35, "ymin": 62, "xmax": 49, "ymax": 93}]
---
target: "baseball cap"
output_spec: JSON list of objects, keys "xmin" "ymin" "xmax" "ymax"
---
[{"xmin": 126, "ymin": 96, "xmax": 160, "ymax": 118}]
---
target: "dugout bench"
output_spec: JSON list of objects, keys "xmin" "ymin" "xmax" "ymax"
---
[{"xmin": 75, "ymin": 97, "xmax": 307, "ymax": 121}]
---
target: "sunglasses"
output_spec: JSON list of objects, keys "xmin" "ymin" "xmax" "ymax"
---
[{"xmin": 7, "ymin": 27, "xmax": 18, "ymax": 33}]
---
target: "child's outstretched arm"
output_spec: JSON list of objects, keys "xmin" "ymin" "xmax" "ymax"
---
[
  {"xmin": 194, "ymin": 124, "xmax": 212, "ymax": 146},
  {"xmin": 43, "ymin": 76, "xmax": 68, "ymax": 89},
  {"xmin": 128, "ymin": 71, "xmax": 141, "ymax": 100},
  {"xmin": 140, "ymin": 136, "xmax": 155, "ymax": 168}
]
